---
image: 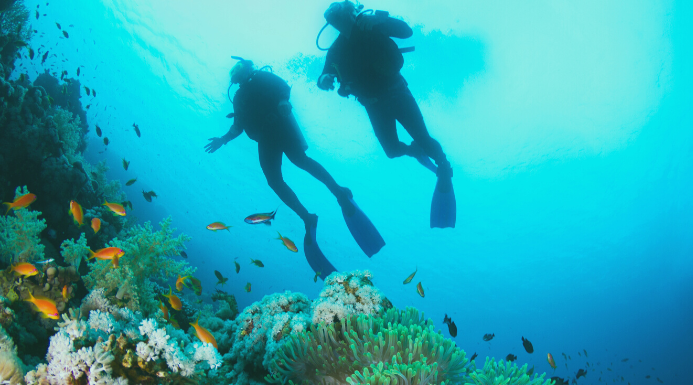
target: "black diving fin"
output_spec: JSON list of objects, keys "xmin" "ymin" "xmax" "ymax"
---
[
  {"xmin": 342, "ymin": 197, "xmax": 385, "ymax": 257},
  {"xmin": 431, "ymin": 175, "xmax": 456, "ymax": 228},
  {"xmin": 304, "ymin": 219, "xmax": 337, "ymax": 278}
]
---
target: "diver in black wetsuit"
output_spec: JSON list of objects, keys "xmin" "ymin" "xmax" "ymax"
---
[
  {"xmin": 317, "ymin": 1, "xmax": 452, "ymax": 178},
  {"xmin": 205, "ymin": 58, "xmax": 353, "ymax": 232}
]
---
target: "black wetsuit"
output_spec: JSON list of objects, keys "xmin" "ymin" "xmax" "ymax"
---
[{"xmin": 321, "ymin": 16, "xmax": 450, "ymax": 168}]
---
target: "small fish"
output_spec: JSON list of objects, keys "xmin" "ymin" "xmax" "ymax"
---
[
  {"xmin": 19, "ymin": 73, "xmax": 26, "ymax": 83},
  {"xmin": 522, "ymin": 336, "xmax": 534, "ymax": 353},
  {"xmin": 77, "ymin": 67, "xmax": 80, "ymax": 76},
  {"xmin": 646, "ymin": 375, "xmax": 651, "ymax": 379},
  {"xmin": 3, "ymin": 192, "xmax": 37, "ymax": 214},
  {"xmin": 41, "ymin": 51, "xmax": 49, "ymax": 64},
  {"xmin": 133, "ymin": 123, "xmax": 141, "ymax": 137},
  {"xmin": 276, "ymin": 232, "xmax": 298, "ymax": 252},
  {"xmin": 125, "ymin": 178, "xmax": 137, "ymax": 186},
  {"xmin": 403, "ymin": 267, "xmax": 417, "ymax": 284},
  {"xmin": 443, "ymin": 314, "xmax": 457, "ymax": 337},
  {"xmin": 35, "ymin": 10, "xmax": 39, "ymax": 19},
  {"xmin": 103, "ymin": 201, "xmax": 126, "ymax": 216},
  {"xmin": 86, "ymin": 104, "xmax": 91, "ymax": 110},
  {"xmin": 314, "ymin": 271, "xmax": 321, "ymax": 282},
  {"xmin": 55, "ymin": 22, "xmax": 61, "ymax": 29},
  {"xmin": 142, "ymin": 190, "xmax": 152, "ymax": 202},
  {"xmin": 548, "ymin": 353, "xmax": 557, "ymax": 369},
  {"xmin": 550, "ymin": 378, "xmax": 570, "ymax": 385},
  {"xmin": 122, "ymin": 159, "xmax": 129, "ymax": 170},
  {"xmin": 103, "ymin": 137, "xmax": 109, "ymax": 146},
  {"xmin": 158, "ymin": 300, "xmax": 169, "ymax": 321},
  {"xmin": 416, "ymin": 282, "xmax": 425, "ymax": 297},
  {"xmin": 91, "ymin": 217, "xmax": 101, "ymax": 233},
  {"xmin": 186, "ymin": 276, "xmax": 202, "ymax": 295},
  {"xmin": 180, "ymin": 251, "xmax": 187, "ymax": 258},
  {"xmin": 621, "ymin": 358, "xmax": 629, "ymax": 362},
  {"xmin": 244, "ymin": 282, "xmax": 251, "ymax": 292},
  {"xmin": 576, "ymin": 369, "xmax": 587, "ymax": 379},
  {"xmin": 562, "ymin": 353, "xmax": 567, "ymax": 360},
  {"xmin": 656, "ymin": 378, "xmax": 663, "ymax": 383},
  {"xmin": 11, "ymin": 262, "xmax": 38, "ymax": 277},
  {"xmin": 62, "ymin": 284, "xmax": 70, "ymax": 301},
  {"xmin": 93, "ymin": 89, "xmax": 96, "ymax": 97},
  {"xmin": 148, "ymin": 191, "xmax": 158, "ymax": 198},
  {"xmin": 62, "ymin": 30, "xmax": 69, "ymax": 38},
  {"xmin": 470, "ymin": 352, "xmax": 478, "ymax": 361},
  {"xmin": 122, "ymin": 201, "xmax": 133, "ymax": 211},
  {"xmin": 69, "ymin": 200, "xmax": 84, "ymax": 226},
  {"xmin": 234, "ymin": 260, "xmax": 240, "ymax": 273},
  {"xmin": 162, "ymin": 285, "xmax": 182, "ymax": 310},
  {"xmin": 483, "ymin": 333, "xmax": 495, "ymax": 342},
  {"xmin": 190, "ymin": 316, "xmax": 218, "ymax": 349},
  {"xmin": 87, "ymin": 247, "xmax": 124, "ymax": 268},
  {"xmin": 25, "ymin": 291, "xmax": 59, "ymax": 319},
  {"xmin": 207, "ymin": 222, "xmax": 231, "ymax": 231},
  {"xmin": 583, "ymin": 349, "xmax": 588, "ymax": 357},
  {"xmin": 175, "ymin": 274, "xmax": 190, "ymax": 291},
  {"xmin": 35, "ymin": 258, "xmax": 54, "ymax": 265},
  {"xmin": 244, "ymin": 207, "xmax": 278, "ymax": 225},
  {"xmin": 95, "ymin": 125, "xmax": 102, "ymax": 137},
  {"xmin": 84, "ymin": 86, "xmax": 91, "ymax": 96},
  {"xmin": 250, "ymin": 258, "xmax": 264, "ymax": 267},
  {"xmin": 578, "ymin": 352, "xmax": 581, "ymax": 357},
  {"xmin": 527, "ymin": 366, "xmax": 534, "ymax": 377},
  {"xmin": 215, "ymin": 270, "xmax": 228, "ymax": 287},
  {"xmin": 506, "ymin": 354, "xmax": 517, "ymax": 362},
  {"xmin": 29, "ymin": 47, "xmax": 35, "ymax": 60}
]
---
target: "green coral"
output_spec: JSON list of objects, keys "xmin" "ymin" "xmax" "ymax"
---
[
  {"xmin": 464, "ymin": 358, "xmax": 552, "ymax": 385},
  {"xmin": 267, "ymin": 307, "xmax": 470, "ymax": 385},
  {"xmin": 83, "ymin": 160, "xmax": 126, "ymax": 203},
  {"xmin": 0, "ymin": 186, "xmax": 46, "ymax": 264},
  {"xmin": 60, "ymin": 232, "xmax": 89, "ymax": 270},
  {"xmin": 52, "ymin": 108, "xmax": 83, "ymax": 163},
  {"xmin": 83, "ymin": 217, "xmax": 195, "ymax": 314}
]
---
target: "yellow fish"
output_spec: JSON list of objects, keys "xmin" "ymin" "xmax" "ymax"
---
[
  {"xmin": 206, "ymin": 222, "xmax": 231, "ymax": 231},
  {"xmin": 25, "ymin": 291, "xmax": 59, "ymax": 319},
  {"xmin": 190, "ymin": 316, "xmax": 218, "ymax": 349},
  {"xmin": 103, "ymin": 201, "xmax": 126, "ymax": 216},
  {"xmin": 69, "ymin": 200, "xmax": 84, "ymax": 226},
  {"xmin": 91, "ymin": 217, "xmax": 101, "ymax": 233},
  {"xmin": 11, "ymin": 262, "xmax": 38, "ymax": 277},
  {"xmin": 276, "ymin": 232, "xmax": 298, "ymax": 252},
  {"xmin": 403, "ymin": 267, "xmax": 417, "ymax": 284},
  {"xmin": 3, "ymin": 192, "xmax": 37, "ymax": 214},
  {"xmin": 159, "ymin": 300, "xmax": 169, "ymax": 321},
  {"xmin": 163, "ymin": 285, "xmax": 182, "ymax": 310},
  {"xmin": 176, "ymin": 275, "xmax": 190, "ymax": 291},
  {"xmin": 416, "ymin": 282, "xmax": 425, "ymax": 298},
  {"xmin": 87, "ymin": 247, "xmax": 124, "ymax": 268},
  {"xmin": 62, "ymin": 284, "xmax": 70, "ymax": 301}
]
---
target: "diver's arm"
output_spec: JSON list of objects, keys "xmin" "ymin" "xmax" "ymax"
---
[
  {"xmin": 318, "ymin": 49, "xmax": 339, "ymax": 91},
  {"xmin": 370, "ymin": 16, "xmax": 413, "ymax": 39},
  {"xmin": 204, "ymin": 124, "xmax": 243, "ymax": 153}
]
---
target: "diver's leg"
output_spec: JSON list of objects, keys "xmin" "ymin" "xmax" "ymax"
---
[
  {"xmin": 365, "ymin": 102, "xmax": 408, "ymax": 159},
  {"xmin": 395, "ymin": 87, "xmax": 451, "ymax": 175},
  {"xmin": 258, "ymin": 141, "xmax": 314, "ymax": 226}
]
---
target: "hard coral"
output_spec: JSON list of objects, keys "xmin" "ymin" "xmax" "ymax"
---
[
  {"xmin": 0, "ymin": 324, "xmax": 25, "ymax": 385},
  {"xmin": 267, "ymin": 307, "xmax": 470, "ymax": 385},
  {"xmin": 311, "ymin": 270, "xmax": 389, "ymax": 325}
]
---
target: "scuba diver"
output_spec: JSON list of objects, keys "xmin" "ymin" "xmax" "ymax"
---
[
  {"xmin": 317, "ymin": 1, "xmax": 456, "ymax": 228},
  {"xmin": 205, "ymin": 57, "xmax": 384, "ymax": 275}
]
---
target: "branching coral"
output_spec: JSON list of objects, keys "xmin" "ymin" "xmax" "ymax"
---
[
  {"xmin": 266, "ymin": 307, "xmax": 470, "ymax": 385},
  {"xmin": 0, "ymin": 187, "xmax": 46, "ymax": 264},
  {"xmin": 83, "ymin": 160, "xmax": 126, "ymax": 204},
  {"xmin": 51, "ymin": 108, "xmax": 83, "ymax": 164},
  {"xmin": 59, "ymin": 233, "xmax": 88, "ymax": 270},
  {"xmin": 464, "ymin": 358, "xmax": 552, "ymax": 385},
  {"xmin": 311, "ymin": 270, "xmax": 389, "ymax": 325},
  {"xmin": 83, "ymin": 217, "xmax": 195, "ymax": 314}
]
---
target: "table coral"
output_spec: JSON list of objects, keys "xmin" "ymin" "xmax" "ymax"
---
[{"xmin": 311, "ymin": 270, "xmax": 389, "ymax": 325}]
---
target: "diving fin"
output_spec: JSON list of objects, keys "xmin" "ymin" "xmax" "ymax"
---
[
  {"xmin": 304, "ymin": 219, "xmax": 337, "ymax": 277},
  {"xmin": 342, "ymin": 198, "xmax": 385, "ymax": 257},
  {"xmin": 410, "ymin": 141, "xmax": 437, "ymax": 174},
  {"xmin": 431, "ymin": 175, "xmax": 456, "ymax": 228}
]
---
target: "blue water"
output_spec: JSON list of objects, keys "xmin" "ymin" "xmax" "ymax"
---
[{"xmin": 15, "ymin": 0, "xmax": 692, "ymax": 383}]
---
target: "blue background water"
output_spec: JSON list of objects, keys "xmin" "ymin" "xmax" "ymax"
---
[{"xmin": 14, "ymin": 0, "xmax": 692, "ymax": 383}]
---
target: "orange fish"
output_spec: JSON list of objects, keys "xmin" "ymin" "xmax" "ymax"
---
[
  {"xmin": 276, "ymin": 232, "xmax": 298, "ymax": 252},
  {"xmin": 3, "ymin": 192, "xmax": 37, "ymax": 214},
  {"xmin": 69, "ymin": 200, "xmax": 84, "ymax": 226},
  {"xmin": 190, "ymin": 316, "xmax": 218, "ymax": 349},
  {"xmin": 176, "ymin": 275, "xmax": 190, "ymax": 291},
  {"xmin": 11, "ymin": 262, "xmax": 38, "ymax": 277},
  {"xmin": 163, "ymin": 285, "xmax": 182, "ymax": 311},
  {"xmin": 25, "ymin": 291, "xmax": 59, "ymax": 319},
  {"xmin": 159, "ymin": 300, "xmax": 169, "ymax": 321},
  {"xmin": 62, "ymin": 284, "xmax": 70, "ymax": 301},
  {"xmin": 88, "ymin": 247, "xmax": 124, "ymax": 268},
  {"xmin": 103, "ymin": 201, "xmax": 126, "ymax": 216},
  {"xmin": 91, "ymin": 217, "xmax": 101, "ymax": 233},
  {"xmin": 206, "ymin": 222, "xmax": 231, "ymax": 231},
  {"xmin": 547, "ymin": 353, "xmax": 557, "ymax": 369}
]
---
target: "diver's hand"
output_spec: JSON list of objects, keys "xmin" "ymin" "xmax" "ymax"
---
[
  {"xmin": 318, "ymin": 74, "xmax": 336, "ymax": 91},
  {"xmin": 204, "ymin": 137, "xmax": 226, "ymax": 153},
  {"xmin": 356, "ymin": 15, "xmax": 380, "ymax": 31},
  {"xmin": 277, "ymin": 100, "xmax": 292, "ymax": 117}
]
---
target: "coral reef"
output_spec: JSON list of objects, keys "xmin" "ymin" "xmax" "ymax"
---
[
  {"xmin": 0, "ymin": 0, "xmax": 32, "ymax": 78},
  {"xmin": 83, "ymin": 218, "xmax": 195, "ymax": 314},
  {"xmin": 311, "ymin": 270, "xmax": 390, "ymax": 325},
  {"xmin": 224, "ymin": 291, "xmax": 312, "ymax": 385},
  {"xmin": 0, "ymin": 187, "xmax": 46, "ymax": 264},
  {"xmin": 465, "ymin": 358, "xmax": 552, "ymax": 385},
  {"xmin": 267, "ymin": 307, "xmax": 470, "ymax": 385},
  {"xmin": 0, "ymin": 324, "xmax": 25, "ymax": 385}
]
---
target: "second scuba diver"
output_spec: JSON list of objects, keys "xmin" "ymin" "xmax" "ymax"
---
[
  {"xmin": 317, "ymin": 1, "xmax": 456, "ymax": 228},
  {"xmin": 205, "ymin": 58, "xmax": 384, "ymax": 275}
]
